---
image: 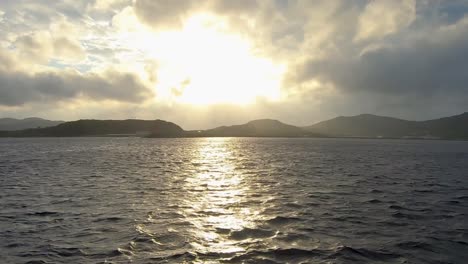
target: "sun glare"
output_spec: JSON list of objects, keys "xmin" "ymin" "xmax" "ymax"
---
[{"xmin": 137, "ymin": 14, "xmax": 285, "ymax": 105}]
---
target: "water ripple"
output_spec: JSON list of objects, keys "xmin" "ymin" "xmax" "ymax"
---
[{"xmin": 0, "ymin": 137, "xmax": 467, "ymax": 263}]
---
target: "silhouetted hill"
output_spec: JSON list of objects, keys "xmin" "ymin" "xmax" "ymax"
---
[
  {"xmin": 0, "ymin": 119, "xmax": 184, "ymax": 137},
  {"xmin": 304, "ymin": 113, "xmax": 468, "ymax": 139},
  {"xmin": 0, "ymin": 117, "xmax": 63, "ymax": 131},
  {"xmin": 304, "ymin": 114, "xmax": 420, "ymax": 138},
  {"xmin": 196, "ymin": 119, "xmax": 316, "ymax": 137},
  {"xmin": 420, "ymin": 112, "xmax": 468, "ymax": 140},
  {"xmin": 1, "ymin": 113, "xmax": 467, "ymax": 139}
]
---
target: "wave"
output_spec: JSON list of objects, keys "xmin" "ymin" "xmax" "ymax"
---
[
  {"xmin": 266, "ymin": 216, "xmax": 302, "ymax": 226},
  {"xmin": 226, "ymin": 246, "xmax": 401, "ymax": 263},
  {"xmin": 367, "ymin": 199, "xmax": 382, "ymax": 203},
  {"xmin": 392, "ymin": 212, "xmax": 425, "ymax": 220},
  {"xmin": 149, "ymin": 251, "xmax": 197, "ymax": 262},
  {"xmin": 92, "ymin": 216, "xmax": 125, "ymax": 222},
  {"xmin": 27, "ymin": 211, "xmax": 59, "ymax": 216},
  {"xmin": 226, "ymin": 248, "xmax": 324, "ymax": 263},
  {"xmin": 229, "ymin": 228, "xmax": 276, "ymax": 240},
  {"xmin": 330, "ymin": 246, "xmax": 401, "ymax": 261},
  {"xmin": 396, "ymin": 241, "xmax": 435, "ymax": 252}
]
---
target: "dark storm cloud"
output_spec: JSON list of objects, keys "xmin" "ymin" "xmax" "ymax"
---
[{"xmin": 0, "ymin": 69, "xmax": 154, "ymax": 106}]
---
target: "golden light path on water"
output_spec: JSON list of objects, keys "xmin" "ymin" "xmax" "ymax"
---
[{"xmin": 182, "ymin": 138, "xmax": 264, "ymax": 259}]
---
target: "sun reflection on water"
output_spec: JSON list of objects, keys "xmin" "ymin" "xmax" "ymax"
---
[{"xmin": 183, "ymin": 138, "xmax": 260, "ymax": 257}]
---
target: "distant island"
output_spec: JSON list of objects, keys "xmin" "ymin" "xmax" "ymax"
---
[
  {"xmin": 304, "ymin": 112, "xmax": 468, "ymax": 140},
  {"xmin": 0, "ymin": 117, "xmax": 63, "ymax": 131},
  {"xmin": 187, "ymin": 119, "xmax": 322, "ymax": 138},
  {"xmin": 0, "ymin": 112, "xmax": 467, "ymax": 140},
  {"xmin": 0, "ymin": 119, "xmax": 184, "ymax": 138}
]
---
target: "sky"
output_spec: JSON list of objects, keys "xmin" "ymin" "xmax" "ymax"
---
[{"xmin": 0, "ymin": 0, "xmax": 467, "ymax": 129}]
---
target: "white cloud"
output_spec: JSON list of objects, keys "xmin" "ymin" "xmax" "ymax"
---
[
  {"xmin": 91, "ymin": 0, "xmax": 131, "ymax": 11},
  {"xmin": 13, "ymin": 31, "xmax": 85, "ymax": 63},
  {"xmin": 355, "ymin": 0, "xmax": 416, "ymax": 42}
]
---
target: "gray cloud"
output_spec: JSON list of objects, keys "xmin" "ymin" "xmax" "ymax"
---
[
  {"xmin": 0, "ymin": 69, "xmax": 154, "ymax": 106},
  {"xmin": 290, "ymin": 16, "xmax": 468, "ymax": 99},
  {"xmin": 209, "ymin": 0, "xmax": 259, "ymax": 14},
  {"xmin": 133, "ymin": 0, "xmax": 196, "ymax": 29},
  {"xmin": 132, "ymin": 0, "xmax": 260, "ymax": 30}
]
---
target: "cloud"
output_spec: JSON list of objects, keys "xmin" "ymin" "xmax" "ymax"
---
[
  {"xmin": 209, "ymin": 0, "xmax": 259, "ymax": 14},
  {"xmin": 1, "ymin": 0, "xmax": 468, "ymax": 126},
  {"xmin": 290, "ymin": 15, "xmax": 468, "ymax": 97},
  {"xmin": 354, "ymin": 0, "xmax": 416, "ymax": 42},
  {"xmin": 53, "ymin": 37, "xmax": 86, "ymax": 60},
  {"xmin": 133, "ymin": 0, "xmax": 198, "ymax": 29},
  {"xmin": 91, "ymin": 0, "xmax": 131, "ymax": 11},
  {"xmin": 0, "ymin": 66, "xmax": 154, "ymax": 106},
  {"xmin": 132, "ymin": 0, "xmax": 261, "ymax": 30},
  {"xmin": 13, "ymin": 32, "xmax": 85, "ymax": 63},
  {"xmin": 13, "ymin": 33, "xmax": 52, "ymax": 63},
  {"xmin": 0, "ymin": 49, "xmax": 16, "ymax": 71},
  {"xmin": 8, "ymin": 11, "xmax": 87, "ymax": 64}
]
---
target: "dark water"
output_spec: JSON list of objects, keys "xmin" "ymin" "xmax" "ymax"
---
[{"xmin": 0, "ymin": 138, "xmax": 467, "ymax": 264}]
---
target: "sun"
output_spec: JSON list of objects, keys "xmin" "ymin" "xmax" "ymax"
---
[{"xmin": 138, "ymin": 14, "xmax": 285, "ymax": 105}]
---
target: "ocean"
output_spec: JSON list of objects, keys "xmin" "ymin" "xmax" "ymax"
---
[{"xmin": 1, "ymin": 137, "xmax": 467, "ymax": 263}]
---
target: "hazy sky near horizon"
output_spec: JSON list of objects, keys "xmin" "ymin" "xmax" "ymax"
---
[{"xmin": 1, "ymin": 0, "xmax": 468, "ymax": 129}]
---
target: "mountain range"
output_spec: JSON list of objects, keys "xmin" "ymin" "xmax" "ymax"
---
[
  {"xmin": 304, "ymin": 112, "xmax": 468, "ymax": 139},
  {"xmin": 0, "ymin": 112, "xmax": 467, "ymax": 140},
  {"xmin": 189, "ymin": 119, "xmax": 320, "ymax": 137},
  {"xmin": 0, "ymin": 119, "xmax": 183, "ymax": 137},
  {"xmin": 0, "ymin": 117, "xmax": 63, "ymax": 131}
]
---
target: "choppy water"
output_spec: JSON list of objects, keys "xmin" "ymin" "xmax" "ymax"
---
[{"xmin": 0, "ymin": 138, "xmax": 467, "ymax": 264}]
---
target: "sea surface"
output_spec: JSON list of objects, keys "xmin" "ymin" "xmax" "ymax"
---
[{"xmin": 0, "ymin": 137, "xmax": 467, "ymax": 264}]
